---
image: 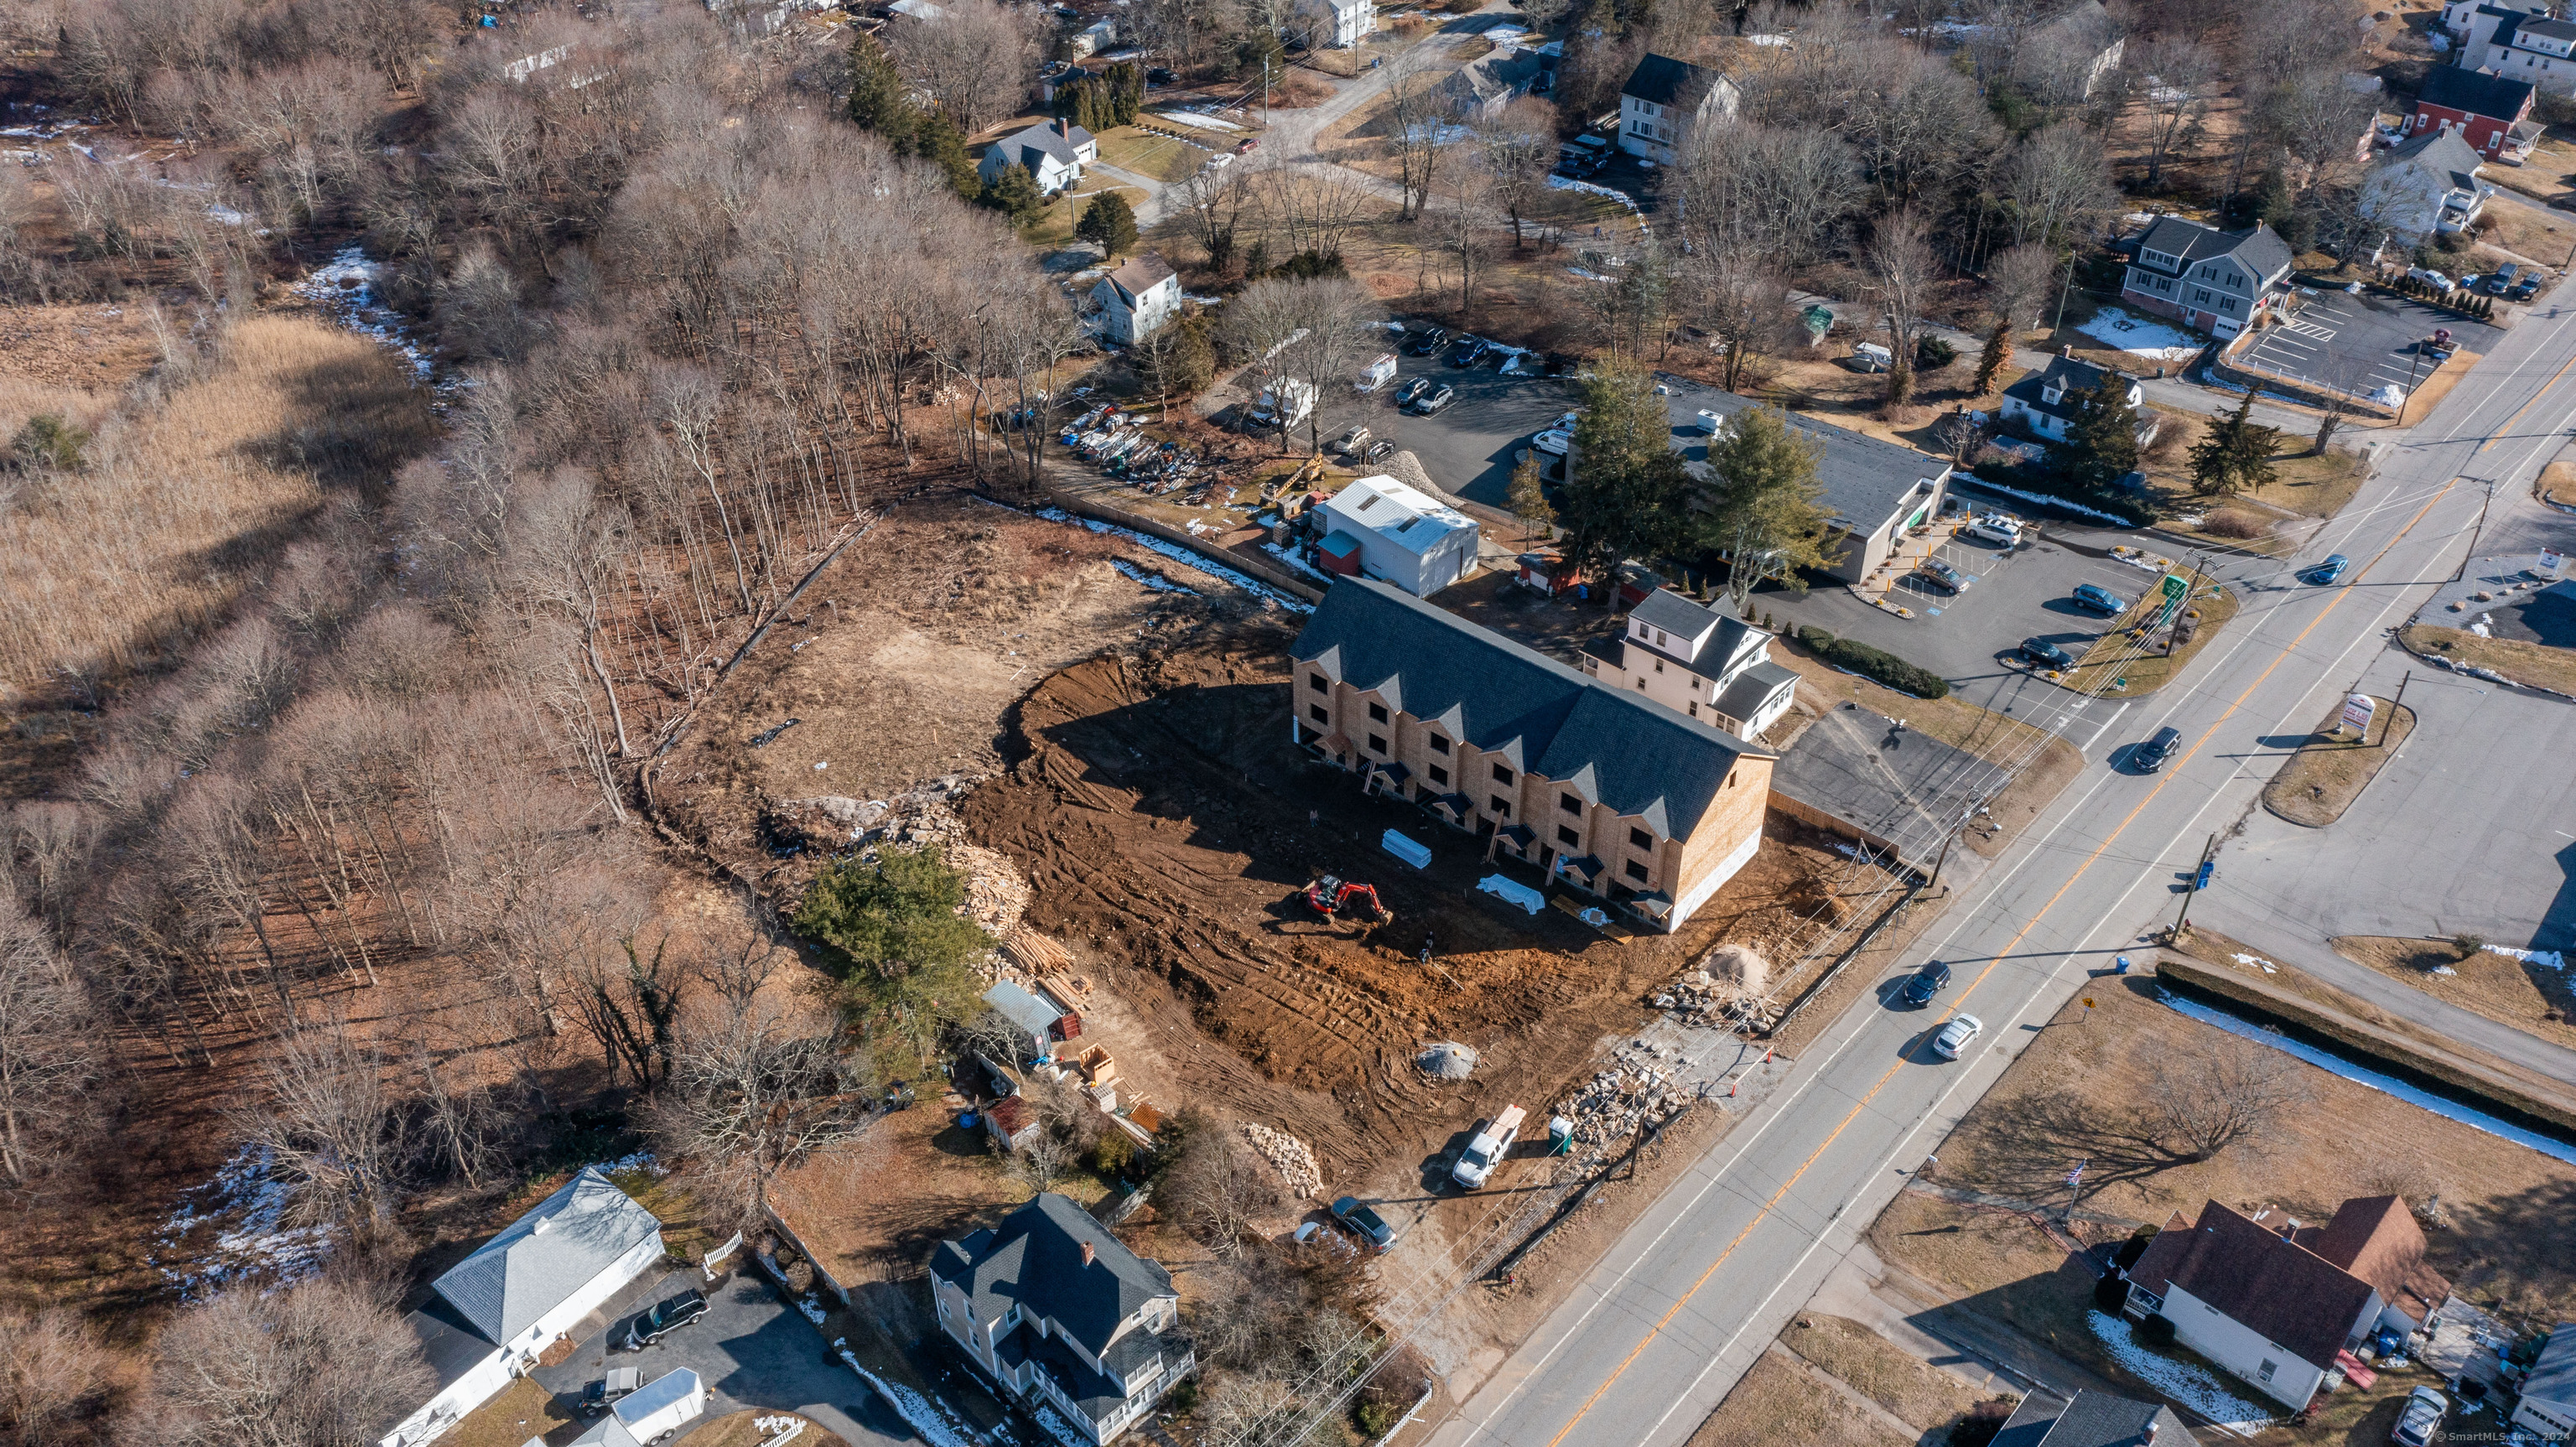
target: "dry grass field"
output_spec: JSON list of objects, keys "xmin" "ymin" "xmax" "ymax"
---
[
  {"xmin": 2333, "ymin": 936, "xmax": 2576, "ymax": 1052},
  {"xmin": 2402, "ymin": 623, "xmax": 2576, "ymax": 695},
  {"xmin": 0, "ymin": 312, "xmax": 432, "ymax": 703}
]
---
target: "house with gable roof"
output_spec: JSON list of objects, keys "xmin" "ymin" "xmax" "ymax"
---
[
  {"xmin": 2002, "ymin": 355, "xmax": 2161, "ymax": 448},
  {"xmin": 1290, "ymin": 577, "xmax": 1777, "ymax": 930},
  {"xmin": 2363, "ymin": 128, "xmax": 2498, "ymax": 244},
  {"xmin": 932, "ymin": 1194, "xmax": 1193, "ymax": 1444},
  {"xmin": 979, "ymin": 117, "xmax": 1098, "ymax": 195},
  {"xmin": 2409, "ymin": 65, "xmax": 2537, "ymax": 158},
  {"xmin": 1616, "ymin": 54, "xmax": 1737, "ymax": 165},
  {"xmin": 2122, "ymin": 1195, "xmax": 2450, "ymax": 1412},
  {"xmin": 1089, "ymin": 253, "xmax": 1182, "ymax": 345},
  {"xmin": 382, "ymin": 1168, "xmax": 667, "ymax": 1447},
  {"xmin": 2117, "ymin": 215, "xmax": 2294, "ymax": 340},
  {"xmin": 1580, "ymin": 588, "xmax": 1800, "ymax": 739}
]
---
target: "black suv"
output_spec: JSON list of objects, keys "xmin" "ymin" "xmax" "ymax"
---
[
  {"xmin": 2134, "ymin": 725, "xmax": 2183, "ymax": 773},
  {"xmin": 1898, "ymin": 961, "xmax": 1952, "ymax": 1008},
  {"xmin": 1408, "ymin": 327, "xmax": 1451, "ymax": 356},
  {"xmin": 621, "ymin": 1289, "xmax": 709, "ymax": 1351}
]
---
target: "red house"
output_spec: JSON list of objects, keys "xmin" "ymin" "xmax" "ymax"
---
[{"xmin": 2408, "ymin": 65, "xmax": 2536, "ymax": 159}]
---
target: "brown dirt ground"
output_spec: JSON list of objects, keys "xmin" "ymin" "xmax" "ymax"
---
[
  {"xmin": 1873, "ymin": 967, "xmax": 2576, "ymax": 1341},
  {"xmin": 2260, "ymin": 696, "xmax": 2416, "ymax": 827},
  {"xmin": 683, "ymin": 1413, "xmax": 853, "ymax": 1447},
  {"xmin": 1680, "ymin": 1349, "xmax": 1905, "ymax": 1447},
  {"xmin": 1780, "ymin": 1314, "xmax": 1989, "ymax": 1434},
  {"xmin": 2402, "ymin": 622, "xmax": 2576, "ymax": 696},
  {"xmin": 957, "ymin": 641, "xmax": 1869, "ymax": 1181},
  {"xmin": 2332, "ymin": 936, "xmax": 2576, "ymax": 1054}
]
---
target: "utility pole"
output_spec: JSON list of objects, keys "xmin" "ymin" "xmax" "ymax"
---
[
  {"xmin": 1924, "ymin": 797, "xmax": 1981, "ymax": 895},
  {"xmin": 1263, "ymin": 57, "xmax": 1271, "ymax": 122},
  {"xmin": 2172, "ymin": 831, "xmax": 2217, "ymax": 937},
  {"xmin": 2385, "ymin": 670, "xmax": 2411, "ymax": 747},
  {"xmin": 2397, "ymin": 345, "xmax": 2428, "ymax": 425}
]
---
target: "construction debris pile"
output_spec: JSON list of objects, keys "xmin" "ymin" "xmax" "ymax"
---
[
  {"xmin": 1418, "ymin": 1041, "xmax": 1479, "ymax": 1081},
  {"xmin": 1653, "ymin": 946, "xmax": 1771, "ymax": 1025},
  {"xmin": 760, "ymin": 777, "xmax": 1031, "ymax": 938},
  {"xmin": 1553, "ymin": 1040, "xmax": 1687, "ymax": 1148},
  {"xmin": 1241, "ymin": 1123, "xmax": 1324, "ymax": 1199}
]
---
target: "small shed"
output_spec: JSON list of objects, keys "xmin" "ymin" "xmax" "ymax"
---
[
  {"xmin": 1515, "ymin": 549, "xmax": 1583, "ymax": 596},
  {"xmin": 981, "ymin": 981, "xmax": 1073, "ymax": 1060},
  {"xmin": 1318, "ymin": 532, "xmax": 1364, "ymax": 577}
]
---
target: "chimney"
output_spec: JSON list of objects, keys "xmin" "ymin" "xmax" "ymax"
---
[
  {"xmin": 1057, "ymin": 115, "xmax": 1069, "ymax": 137},
  {"xmin": 2144, "ymin": 1424, "xmax": 2158, "ymax": 1444},
  {"xmin": 2059, "ymin": 343, "xmax": 2073, "ymax": 358},
  {"xmin": 1081, "ymin": 1240, "xmax": 1096, "ymax": 1267}
]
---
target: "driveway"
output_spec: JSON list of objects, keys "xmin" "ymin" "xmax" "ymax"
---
[
  {"xmin": 532, "ymin": 1270, "xmax": 927, "ymax": 1447},
  {"xmin": 2237, "ymin": 287, "xmax": 2504, "ymax": 402}
]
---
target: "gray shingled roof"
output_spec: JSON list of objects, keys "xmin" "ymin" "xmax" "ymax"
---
[
  {"xmin": 2129, "ymin": 216, "xmax": 2295, "ymax": 284},
  {"xmin": 1713, "ymin": 659, "xmax": 1797, "ymax": 727},
  {"xmin": 1993, "ymin": 1390, "xmax": 2197, "ymax": 1447},
  {"xmin": 430, "ymin": 1167, "xmax": 662, "ymax": 1348},
  {"xmin": 1656, "ymin": 377, "xmax": 1950, "ymax": 532},
  {"xmin": 999, "ymin": 119, "xmax": 1097, "ymax": 168},
  {"xmin": 2377, "ymin": 128, "xmax": 2487, "ymax": 194},
  {"xmin": 1621, "ymin": 52, "xmax": 1718, "ymax": 106},
  {"xmin": 2004, "ymin": 355, "xmax": 2127, "ymax": 424},
  {"xmin": 2527, "ymin": 1325, "xmax": 2576, "ymax": 1407},
  {"xmin": 929, "ymin": 1194, "xmax": 1174, "ymax": 1357},
  {"xmin": 1292, "ymin": 577, "xmax": 1773, "ymax": 841},
  {"xmin": 2525, "ymin": 15, "xmax": 2576, "ymax": 39},
  {"xmin": 1627, "ymin": 588, "xmax": 1732, "ymax": 649}
]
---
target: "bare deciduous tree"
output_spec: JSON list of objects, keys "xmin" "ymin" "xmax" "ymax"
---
[
  {"xmin": 0, "ymin": 1305, "xmax": 112, "ymax": 1447},
  {"xmin": 229, "ymin": 1013, "xmax": 416, "ymax": 1244},
  {"xmin": 2131, "ymin": 37, "xmax": 2218, "ymax": 188},
  {"xmin": 0, "ymin": 898, "xmax": 98, "ymax": 1185},
  {"xmin": 1986, "ymin": 241, "xmax": 2061, "ymax": 334},
  {"xmin": 1221, "ymin": 273, "xmax": 1383, "ymax": 457},
  {"xmin": 2002, "ymin": 122, "xmax": 2118, "ymax": 250},
  {"xmin": 2142, "ymin": 1034, "xmax": 2310, "ymax": 1162},
  {"xmin": 898, "ymin": 0, "xmax": 1039, "ymax": 132},
  {"xmin": 1158, "ymin": 1113, "xmax": 1282, "ymax": 1259},
  {"xmin": 141, "ymin": 1277, "xmax": 434, "ymax": 1447}
]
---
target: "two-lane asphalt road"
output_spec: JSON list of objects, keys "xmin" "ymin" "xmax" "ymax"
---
[{"xmin": 1422, "ymin": 294, "xmax": 2576, "ymax": 1447}]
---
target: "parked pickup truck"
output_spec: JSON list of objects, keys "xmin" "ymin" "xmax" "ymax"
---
[{"xmin": 1452, "ymin": 1105, "xmax": 1524, "ymax": 1190}]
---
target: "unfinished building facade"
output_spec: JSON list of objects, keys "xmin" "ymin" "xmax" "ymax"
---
[{"xmin": 1289, "ymin": 577, "xmax": 1776, "ymax": 931}]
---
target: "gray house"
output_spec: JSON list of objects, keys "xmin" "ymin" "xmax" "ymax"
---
[
  {"xmin": 932, "ymin": 1194, "xmax": 1193, "ymax": 1444},
  {"xmin": 2117, "ymin": 215, "xmax": 2294, "ymax": 340},
  {"xmin": 1442, "ymin": 49, "xmax": 1545, "ymax": 122},
  {"xmin": 1616, "ymin": 53, "xmax": 1737, "ymax": 164},
  {"xmin": 979, "ymin": 117, "xmax": 1098, "ymax": 194}
]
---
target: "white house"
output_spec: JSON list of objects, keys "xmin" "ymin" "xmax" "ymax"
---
[
  {"xmin": 1580, "ymin": 589, "xmax": 1800, "ymax": 739},
  {"xmin": 1089, "ymin": 253, "xmax": 1182, "ymax": 345},
  {"xmin": 2000, "ymin": 355, "xmax": 2160, "ymax": 447},
  {"xmin": 2124, "ymin": 1196, "xmax": 2450, "ymax": 1413},
  {"xmin": 1316, "ymin": 475, "xmax": 1480, "ymax": 598},
  {"xmin": 2514, "ymin": 1325, "xmax": 2576, "ymax": 1441},
  {"xmin": 932, "ymin": 1194, "xmax": 1194, "ymax": 1444},
  {"xmin": 1295, "ymin": 0, "xmax": 1373, "ymax": 48},
  {"xmin": 1068, "ymin": 14, "xmax": 1119, "ymax": 57},
  {"xmin": 1616, "ymin": 54, "xmax": 1737, "ymax": 165},
  {"xmin": 383, "ymin": 1169, "xmax": 667, "ymax": 1447},
  {"xmin": 2362, "ymin": 129, "xmax": 2496, "ymax": 243},
  {"xmin": 2444, "ymin": 0, "xmax": 2552, "ymax": 38},
  {"xmin": 979, "ymin": 117, "xmax": 1098, "ymax": 195}
]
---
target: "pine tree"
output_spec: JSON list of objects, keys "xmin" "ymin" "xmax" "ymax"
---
[
  {"xmin": 1698, "ymin": 404, "xmax": 1835, "ymax": 611},
  {"xmin": 845, "ymin": 32, "xmax": 917, "ymax": 150},
  {"xmin": 913, "ymin": 108, "xmax": 980, "ymax": 200},
  {"xmin": 2189, "ymin": 392, "xmax": 2281, "ymax": 496},
  {"xmin": 2061, "ymin": 371, "xmax": 2142, "ymax": 490},
  {"xmin": 986, "ymin": 162, "xmax": 1042, "ymax": 226},
  {"xmin": 1075, "ymin": 190, "xmax": 1139, "ymax": 260},
  {"xmin": 1974, "ymin": 317, "xmax": 2010, "ymax": 397}
]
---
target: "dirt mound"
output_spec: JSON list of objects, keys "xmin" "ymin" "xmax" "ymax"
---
[
  {"xmin": 1420, "ymin": 1042, "xmax": 1478, "ymax": 1080},
  {"xmin": 958, "ymin": 639, "xmax": 1854, "ymax": 1177}
]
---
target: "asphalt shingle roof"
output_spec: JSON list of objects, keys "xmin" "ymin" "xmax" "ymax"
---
[
  {"xmin": 2526, "ymin": 1325, "xmax": 2576, "ymax": 1407},
  {"xmin": 2130, "ymin": 216, "xmax": 2294, "ymax": 285},
  {"xmin": 2127, "ymin": 1200, "xmax": 2375, "ymax": 1372},
  {"xmin": 929, "ymin": 1194, "xmax": 1174, "ymax": 1357},
  {"xmin": 1993, "ymin": 1390, "xmax": 2198, "ymax": 1447},
  {"xmin": 2417, "ymin": 65, "xmax": 2537, "ymax": 122},
  {"xmin": 430, "ymin": 1166, "xmax": 662, "ymax": 1349},
  {"xmin": 1620, "ymin": 52, "xmax": 1719, "ymax": 106},
  {"xmin": 2004, "ymin": 356, "xmax": 2127, "ymax": 424},
  {"xmin": 1292, "ymin": 578, "xmax": 1774, "ymax": 841},
  {"xmin": 2378, "ymin": 128, "xmax": 2488, "ymax": 193},
  {"xmin": 1656, "ymin": 377, "xmax": 1950, "ymax": 532},
  {"xmin": 998, "ymin": 119, "xmax": 1096, "ymax": 168}
]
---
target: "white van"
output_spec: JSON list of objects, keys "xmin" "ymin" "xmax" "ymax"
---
[{"xmin": 1452, "ymin": 1105, "xmax": 1525, "ymax": 1190}]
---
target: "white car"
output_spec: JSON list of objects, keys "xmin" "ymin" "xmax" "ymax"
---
[
  {"xmin": 2407, "ymin": 266, "xmax": 2454, "ymax": 291},
  {"xmin": 1532, "ymin": 428, "xmax": 1574, "ymax": 456},
  {"xmin": 1931, "ymin": 1015, "xmax": 1983, "ymax": 1060},
  {"xmin": 1960, "ymin": 514, "xmax": 2022, "ymax": 547}
]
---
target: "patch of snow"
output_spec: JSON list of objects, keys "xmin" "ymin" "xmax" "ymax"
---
[
  {"xmin": 1566, "ymin": 267, "xmax": 1615, "ymax": 283},
  {"xmin": 291, "ymin": 246, "xmax": 441, "ymax": 389},
  {"xmin": 1546, "ymin": 174, "xmax": 1649, "ymax": 231},
  {"xmin": 1030, "ymin": 1405, "xmax": 1090, "ymax": 1447},
  {"xmin": 2155, "ymin": 988, "xmax": 2576, "ymax": 1166},
  {"xmin": 2486, "ymin": 944, "xmax": 2567, "ymax": 969},
  {"xmin": 1950, "ymin": 477, "xmax": 2135, "ymax": 526},
  {"xmin": 2431, "ymin": 965, "xmax": 2458, "ymax": 976},
  {"xmin": 595, "ymin": 1149, "xmax": 666, "ymax": 1175},
  {"xmin": 2076, "ymin": 305, "xmax": 2203, "ymax": 361},
  {"xmin": 151, "ymin": 1144, "xmax": 336, "ymax": 1300},
  {"xmin": 2087, "ymin": 1310, "xmax": 2277, "ymax": 1432},
  {"xmin": 1111, "ymin": 558, "xmax": 1202, "ymax": 594},
  {"xmin": 2196, "ymin": 374, "xmax": 2313, "ymax": 408},
  {"xmin": 796, "ymin": 1294, "xmax": 829, "ymax": 1325},
  {"xmin": 1262, "ymin": 541, "xmax": 1332, "ymax": 580},
  {"xmin": 1035, "ymin": 507, "xmax": 1314, "ymax": 612},
  {"xmin": 830, "ymin": 1344, "xmax": 979, "ymax": 1447},
  {"xmin": 2230, "ymin": 952, "xmax": 2277, "ymax": 974},
  {"xmin": 1156, "ymin": 109, "xmax": 1243, "ymax": 132}
]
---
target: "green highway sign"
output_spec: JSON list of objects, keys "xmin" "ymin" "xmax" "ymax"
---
[{"xmin": 2161, "ymin": 573, "xmax": 2189, "ymax": 600}]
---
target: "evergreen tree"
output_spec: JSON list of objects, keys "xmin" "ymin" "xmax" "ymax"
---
[
  {"xmin": 913, "ymin": 107, "xmax": 980, "ymax": 200},
  {"xmin": 1076, "ymin": 189, "xmax": 1139, "ymax": 260},
  {"xmin": 1974, "ymin": 317, "xmax": 2011, "ymax": 396},
  {"xmin": 2189, "ymin": 392, "xmax": 2282, "ymax": 497},
  {"xmin": 845, "ymin": 32, "xmax": 917, "ymax": 150},
  {"xmin": 1561, "ymin": 360, "xmax": 1694, "ymax": 594},
  {"xmin": 985, "ymin": 161, "xmax": 1042, "ymax": 226},
  {"xmin": 1697, "ymin": 405, "xmax": 1836, "ymax": 611},
  {"xmin": 1106, "ymin": 61, "xmax": 1145, "ymax": 125},
  {"xmin": 2060, "ymin": 371, "xmax": 2142, "ymax": 490}
]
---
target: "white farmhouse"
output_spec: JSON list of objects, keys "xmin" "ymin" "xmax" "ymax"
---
[
  {"xmin": 1616, "ymin": 53, "xmax": 1737, "ymax": 166},
  {"xmin": 382, "ymin": 1169, "xmax": 667, "ymax": 1447},
  {"xmin": 1580, "ymin": 588, "xmax": 1800, "ymax": 739},
  {"xmin": 1316, "ymin": 475, "xmax": 1479, "ymax": 598},
  {"xmin": 979, "ymin": 117, "xmax": 1098, "ymax": 195},
  {"xmin": 1089, "ymin": 253, "xmax": 1182, "ymax": 345},
  {"xmin": 1295, "ymin": 0, "xmax": 1374, "ymax": 48},
  {"xmin": 1999, "ymin": 355, "xmax": 2160, "ymax": 447},
  {"xmin": 932, "ymin": 1194, "xmax": 1194, "ymax": 1444}
]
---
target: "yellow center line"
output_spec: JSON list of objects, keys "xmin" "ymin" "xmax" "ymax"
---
[
  {"xmin": 1537, "ymin": 471, "xmax": 2469, "ymax": 1447},
  {"xmin": 2477, "ymin": 345, "xmax": 2576, "ymax": 451}
]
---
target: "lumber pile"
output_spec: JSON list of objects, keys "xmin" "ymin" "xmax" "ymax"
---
[{"xmin": 1005, "ymin": 927, "xmax": 1072, "ymax": 975}]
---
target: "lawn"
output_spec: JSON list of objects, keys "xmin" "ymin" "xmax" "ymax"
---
[
  {"xmin": 2544, "ymin": 460, "xmax": 2576, "ymax": 508},
  {"xmin": 1681, "ymin": 1349, "xmax": 1906, "ymax": 1447},
  {"xmin": 2401, "ymin": 622, "xmax": 2576, "ymax": 696},
  {"xmin": 2474, "ymin": 200, "xmax": 2576, "ymax": 272},
  {"xmin": 1021, "ymin": 180, "xmax": 1149, "ymax": 249},
  {"xmin": 2332, "ymin": 935, "xmax": 2576, "ymax": 1054},
  {"xmin": 442, "ymin": 1378, "xmax": 581, "ymax": 1447},
  {"xmin": 1092, "ymin": 125, "xmax": 1211, "ymax": 184},
  {"xmin": 2257, "ymin": 693, "xmax": 2416, "ymax": 827},
  {"xmin": 1779, "ymin": 1315, "xmax": 1992, "ymax": 1435},
  {"xmin": 2056, "ymin": 572, "xmax": 2238, "ymax": 698}
]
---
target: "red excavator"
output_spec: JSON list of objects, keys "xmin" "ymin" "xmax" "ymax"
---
[{"xmin": 1304, "ymin": 874, "xmax": 1391, "ymax": 926}]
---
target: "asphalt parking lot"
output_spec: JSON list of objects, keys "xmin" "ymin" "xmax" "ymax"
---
[
  {"xmin": 2236, "ymin": 287, "xmax": 2503, "ymax": 400},
  {"xmin": 1315, "ymin": 324, "xmax": 1579, "ymax": 507},
  {"xmin": 531, "ymin": 1270, "xmax": 925, "ymax": 1447}
]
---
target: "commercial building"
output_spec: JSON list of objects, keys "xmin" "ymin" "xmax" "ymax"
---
[{"xmin": 1315, "ymin": 475, "xmax": 1480, "ymax": 597}]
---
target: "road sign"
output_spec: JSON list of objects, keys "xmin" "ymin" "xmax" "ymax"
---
[
  {"xmin": 2194, "ymin": 861, "xmax": 2215, "ymax": 890},
  {"xmin": 2340, "ymin": 692, "xmax": 2376, "ymax": 737},
  {"xmin": 2161, "ymin": 573, "xmax": 2189, "ymax": 600},
  {"xmin": 2082, "ymin": 997, "xmax": 2096, "ymax": 1009}
]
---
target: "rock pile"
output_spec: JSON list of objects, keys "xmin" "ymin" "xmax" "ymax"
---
[
  {"xmin": 1418, "ymin": 1041, "xmax": 1478, "ymax": 1080},
  {"xmin": 1241, "ymin": 1123, "xmax": 1323, "ymax": 1199},
  {"xmin": 1554, "ymin": 1040, "xmax": 1687, "ymax": 1147},
  {"xmin": 947, "ymin": 842, "xmax": 1030, "ymax": 937}
]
